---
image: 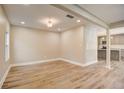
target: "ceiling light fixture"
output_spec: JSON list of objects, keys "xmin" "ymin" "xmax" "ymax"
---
[
  {"xmin": 77, "ymin": 19, "xmax": 81, "ymax": 23},
  {"xmin": 40, "ymin": 18, "xmax": 59, "ymax": 28},
  {"xmin": 47, "ymin": 19, "xmax": 53, "ymax": 28},
  {"xmin": 20, "ymin": 21, "xmax": 25, "ymax": 24}
]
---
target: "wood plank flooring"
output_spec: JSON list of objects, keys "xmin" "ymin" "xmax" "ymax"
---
[{"xmin": 2, "ymin": 60, "xmax": 124, "ymax": 89}]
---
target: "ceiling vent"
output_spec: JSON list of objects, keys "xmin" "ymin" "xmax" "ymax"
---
[{"xmin": 66, "ymin": 14, "xmax": 74, "ymax": 19}]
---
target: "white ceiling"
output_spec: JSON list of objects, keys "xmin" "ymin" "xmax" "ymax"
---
[
  {"xmin": 79, "ymin": 4, "xmax": 124, "ymax": 24},
  {"xmin": 3, "ymin": 4, "xmax": 84, "ymax": 32},
  {"xmin": 4, "ymin": 4, "xmax": 124, "ymax": 31}
]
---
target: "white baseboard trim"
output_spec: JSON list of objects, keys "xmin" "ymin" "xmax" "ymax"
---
[
  {"xmin": 59, "ymin": 58, "xmax": 84, "ymax": 67},
  {"xmin": 11, "ymin": 58, "xmax": 61, "ymax": 67},
  {"xmin": 9, "ymin": 58, "xmax": 97, "ymax": 67},
  {"xmin": 83, "ymin": 61, "xmax": 97, "ymax": 66},
  {"xmin": 0, "ymin": 65, "xmax": 12, "ymax": 89},
  {"xmin": 59, "ymin": 58, "xmax": 97, "ymax": 67}
]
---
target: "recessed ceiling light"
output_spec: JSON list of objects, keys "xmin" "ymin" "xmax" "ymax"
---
[
  {"xmin": 77, "ymin": 19, "xmax": 81, "ymax": 23},
  {"xmin": 20, "ymin": 21, "xmax": 25, "ymax": 24}
]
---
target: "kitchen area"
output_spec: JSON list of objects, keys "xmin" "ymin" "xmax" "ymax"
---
[{"xmin": 98, "ymin": 34, "xmax": 124, "ymax": 62}]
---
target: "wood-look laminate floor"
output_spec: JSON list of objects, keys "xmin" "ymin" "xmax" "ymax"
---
[{"xmin": 2, "ymin": 60, "xmax": 124, "ymax": 89}]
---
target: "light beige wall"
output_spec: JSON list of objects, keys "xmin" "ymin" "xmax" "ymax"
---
[
  {"xmin": 0, "ymin": 6, "xmax": 10, "ymax": 82},
  {"xmin": 11, "ymin": 26, "xmax": 85, "ymax": 65},
  {"xmin": 60, "ymin": 26, "xmax": 85, "ymax": 64},
  {"xmin": 84, "ymin": 24, "xmax": 106, "ymax": 64},
  {"xmin": 11, "ymin": 22, "xmax": 106, "ymax": 66},
  {"xmin": 11, "ymin": 26, "xmax": 60, "ymax": 64}
]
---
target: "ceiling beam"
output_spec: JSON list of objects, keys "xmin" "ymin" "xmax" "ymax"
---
[
  {"xmin": 110, "ymin": 20, "xmax": 124, "ymax": 29},
  {"xmin": 52, "ymin": 4, "xmax": 109, "ymax": 29}
]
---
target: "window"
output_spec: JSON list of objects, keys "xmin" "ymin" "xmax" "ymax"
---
[{"xmin": 5, "ymin": 31, "xmax": 10, "ymax": 62}]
